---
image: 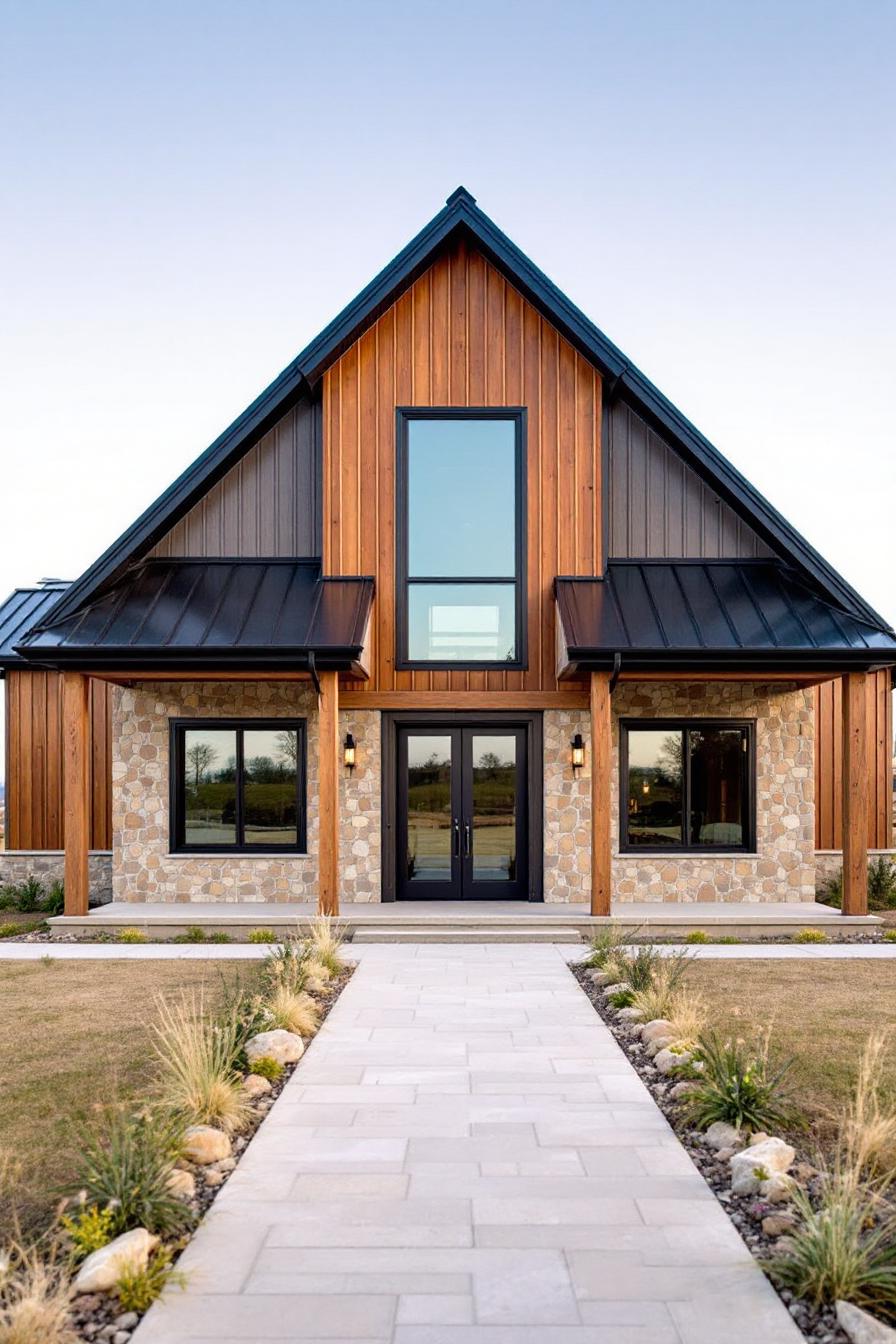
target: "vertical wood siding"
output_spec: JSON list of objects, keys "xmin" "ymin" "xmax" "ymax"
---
[
  {"xmin": 814, "ymin": 669, "xmax": 893, "ymax": 849},
  {"xmin": 323, "ymin": 238, "xmax": 602, "ymax": 693},
  {"xmin": 151, "ymin": 398, "xmax": 321, "ymax": 558},
  {"xmin": 4, "ymin": 670, "xmax": 112, "ymax": 850},
  {"xmin": 606, "ymin": 401, "xmax": 772, "ymax": 558}
]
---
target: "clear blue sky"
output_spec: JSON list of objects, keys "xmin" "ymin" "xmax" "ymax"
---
[{"xmin": 1, "ymin": 0, "xmax": 894, "ymax": 778}]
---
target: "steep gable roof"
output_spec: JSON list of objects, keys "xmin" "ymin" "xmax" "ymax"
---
[{"xmin": 44, "ymin": 188, "xmax": 891, "ymax": 633}]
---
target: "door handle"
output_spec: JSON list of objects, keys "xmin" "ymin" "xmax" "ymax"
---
[
  {"xmin": 464, "ymin": 821, "xmax": 472, "ymax": 858},
  {"xmin": 452, "ymin": 819, "xmax": 460, "ymax": 857}
]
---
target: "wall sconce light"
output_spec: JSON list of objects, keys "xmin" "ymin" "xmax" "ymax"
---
[
  {"xmin": 570, "ymin": 732, "xmax": 585, "ymax": 773},
  {"xmin": 343, "ymin": 732, "xmax": 356, "ymax": 774}
]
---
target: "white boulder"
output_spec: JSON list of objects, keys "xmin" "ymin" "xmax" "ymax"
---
[
  {"xmin": 245, "ymin": 1029, "xmax": 304, "ymax": 1065},
  {"xmin": 182, "ymin": 1124, "xmax": 232, "ymax": 1165},
  {"xmin": 166, "ymin": 1168, "xmax": 196, "ymax": 1201},
  {"xmin": 588, "ymin": 969, "xmax": 614, "ymax": 986},
  {"xmin": 654, "ymin": 1046, "xmax": 693, "ymax": 1075},
  {"xmin": 729, "ymin": 1137, "xmax": 795, "ymax": 1195},
  {"xmin": 616, "ymin": 1006, "xmax": 644, "ymax": 1023},
  {"xmin": 243, "ymin": 1073, "xmax": 273, "ymax": 1098},
  {"xmin": 703, "ymin": 1121, "xmax": 743, "ymax": 1152},
  {"xmin": 760, "ymin": 1172, "xmax": 796, "ymax": 1204},
  {"xmin": 836, "ymin": 1301, "xmax": 896, "ymax": 1344},
  {"xmin": 74, "ymin": 1228, "xmax": 158, "ymax": 1293},
  {"xmin": 645, "ymin": 1035, "xmax": 675, "ymax": 1058},
  {"xmin": 641, "ymin": 1019, "xmax": 673, "ymax": 1044}
]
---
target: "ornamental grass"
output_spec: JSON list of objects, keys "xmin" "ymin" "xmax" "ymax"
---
[{"xmin": 151, "ymin": 991, "xmax": 251, "ymax": 1135}]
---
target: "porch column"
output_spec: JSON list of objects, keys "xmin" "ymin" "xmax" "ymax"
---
[
  {"xmin": 590, "ymin": 670, "xmax": 612, "ymax": 916},
  {"xmin": 317, "ymin": 670, "xmax": 340, "ymax": 916},
  {"xmin": 62, "ymin": 671, "xmax": 90, "ymax": 917},
  {"xmin": 841, "ymin": 670, "xmax": 869, "ymax": 916}
]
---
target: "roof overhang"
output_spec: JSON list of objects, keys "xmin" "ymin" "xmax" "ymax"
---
[{"xmin": 555, "ymin": 563, "xmax": 896, "ymax": 681}]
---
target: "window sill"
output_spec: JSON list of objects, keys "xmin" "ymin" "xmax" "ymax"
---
[
  {"xmin": 166, "ymin": 852, "xmax": 311, "ymax": 860},
  {"xmin": 615, "ymin": 852, "xmax": 760, "ymax": 860}
]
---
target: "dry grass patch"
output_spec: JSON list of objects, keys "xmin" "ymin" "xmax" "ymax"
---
[
  {"xmin": 685, "ymin": 960, "xmax": 896, "ymax": 1136},
  {"xmin": 0, "ymin": 960, "xmax": 251, "ymax": 1239}
]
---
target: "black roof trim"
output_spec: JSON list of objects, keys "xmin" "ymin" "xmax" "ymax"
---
[{"xmin": 46, "ymin": 187, "xmax": 891, "ymax": 632}]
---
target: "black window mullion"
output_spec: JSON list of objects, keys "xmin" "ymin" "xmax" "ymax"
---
[
  {"xmin": 235, "ymin": 729, "xmax": 245, "ymax": 848},
  {"xmin": 682, "ymin": 729, "xmax": 691, "ymax": 847}
]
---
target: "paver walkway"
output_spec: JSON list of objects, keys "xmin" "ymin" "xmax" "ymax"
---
[{"xmin": 135, "ymin": 944, "xmax": 801, "ymax": 1344}]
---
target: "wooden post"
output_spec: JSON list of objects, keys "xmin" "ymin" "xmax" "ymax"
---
[
  {"xmin": 62, "ymin": 671, "xmax": 90, "ymax": 917},
  {"xmin": 590, "ymin": 670, "xmax": 612, "ymax": 917},
  {"xmin": 317, "ymin": 670, "xmax": 340, "ymax": 916},
  {"xmin": 841, "ymin": 671, "xmax": 869, "ymax": 916}
]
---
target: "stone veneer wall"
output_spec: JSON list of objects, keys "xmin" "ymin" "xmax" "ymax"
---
[
  {"xmin": 0, "ymin": 851, "xmax": 113, "ymax": 904},
  {"xmin": 113, "ymin": 682, "xmax": 380, "ymax": 904},
  {"xmin": 543, "ymin": 709, "xmax": 592, "ymax": 903},
  {"xmin": 610, "ymin": 682, "xmax": 816, "ymax": 903}
]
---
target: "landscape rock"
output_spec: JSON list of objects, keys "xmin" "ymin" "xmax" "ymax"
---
[
  {"xmin": 669, "ymin": 1080, "xmax": 699, "ymax": 1100},
  {"xmin": 760, "ymin": 1172, "xmax": 796, "ymax": 1203},
  {"xmin": 616, "ymin": 1006, "xmax": 644, "ymax": 1023},
  {"xmin": 243, "ymin": 1073, "xmax": 272, "ymax": 1098},
  {"xmin": 654, "ymin": 1046, "xmax": 693, "ymax": 1075},
  {"xmin": 182, "ymin": 1124, "xmax": 232, "ymax": 1165},
  {"xmin": 74, "ymin": 1228, "xmax": 159, "ymax": 1293},
  {"xmin": 715, "ymin": 1145, "xmax": 738, "ymax": 1162},
  {"xmin": 203, "ymin": 1170, "xmax": 225, "ymax": 1188},
  {"xmin": 245, "ymin": 1028, "xmax": 305, "ymax": 1065},
  {"xmin": 730, "ymin": 1137, "xmax": 795, "ymax": 1195},
  {"xmin": 836, "ymin": 1300, "xmax": 896, "ymax": 1343},
  {"xmin": 113, "ymin": 1315, "xmax": 139, "ymax": 1331},
  {"xmin": 166, "ymin": 1168, "xmax": 196, "ymax": 1201},
  {"xmin": 645, "ymin": 1036, "xmax": 675, "ymax": 1058},
  {"xmin": 601, "ymin": 982, "xmax": 631, "ymax": 999},
  {"xmin": 588, "ymin": 969, "xmax": 614, "ymax": 986},
  {"xmin": 704, "ymin": 1121, "xmax": 743, "ymax": 1151},
  {"xmin": 762, "ymin": 1212, "xmax": 797, "ymax": 1238},
  {"xmin": 641, "ymin": 1019, "xmax": 673, "ymax": 1044},
  {"xmin": 748, "ymin": 1131, "xmax": 770, "ymax": 1147},
  {"xmin": 213, "ymin": 1156, "xmax": 237, "ymax": 1172}
]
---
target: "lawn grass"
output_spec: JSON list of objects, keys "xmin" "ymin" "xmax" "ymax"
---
[
  {"xmin": 0, "ymin": 910, "xmax": 48, "ymax": 936},
  {"xmin": 0, "ymin": 958, "xmax": 259, "ymax": 1239},
  {"xmin": 686, "ymin": 959, "xmax": 896, "ymax": 1135}
]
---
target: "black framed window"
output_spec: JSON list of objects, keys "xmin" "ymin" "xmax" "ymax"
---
[
  {"xmin": 396, "ymin": 409, "xmax": 526, "ymax": 668},
  {"xmin": 171, "ymin": 719, "xmax": 306, "ymax": 853},
  {"xmin": 620, "ymin": 719, "xmax": 754, "ymax": 853}
]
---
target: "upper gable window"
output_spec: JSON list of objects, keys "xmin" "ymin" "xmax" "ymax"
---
[{"xmin": 397, "ymin": 410, "xmax": 526, "ymax": 667}]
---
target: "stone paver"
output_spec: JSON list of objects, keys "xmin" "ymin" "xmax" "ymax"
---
[{"xmin": 134, "ymin": 944, "xmax": 801, "ymax": 1343}]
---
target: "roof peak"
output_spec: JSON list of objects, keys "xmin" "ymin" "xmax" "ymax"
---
[{"xmin": 445, "ymin": 186, "xmax": 476, "ymax": 208}]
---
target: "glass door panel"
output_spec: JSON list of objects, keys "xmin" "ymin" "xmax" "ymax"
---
[
  {"xmin": 406, "ymin": 734, "xmax": 454, "ymax": 883},
  {"xmin": 470, "ymin": 734, "xmax": 517, "ymax": 882}
]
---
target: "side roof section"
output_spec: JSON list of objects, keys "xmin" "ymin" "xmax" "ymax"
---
[
  {"xmin": 43, "ymin": 188, "xmax": 892, "ymax": 632},
  {"xmin": 0, "ymin": 582, "xmax": 70, "ymax": 669}
]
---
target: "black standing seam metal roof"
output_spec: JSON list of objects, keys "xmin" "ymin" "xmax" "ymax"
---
[
  {"xmin": 555, "ymin": 563, "xmax": 896, "ymax": 672},
  {"xmin": 0, "ymin": 583, "xmax": 70, "ymax": 668},
  {"xmin": 16, "ymin": 561, "xmax": 374, "ymax": 671},
  {"xmin": 41, "ymin": 187, "xmax": 892, "ymax": 635}
]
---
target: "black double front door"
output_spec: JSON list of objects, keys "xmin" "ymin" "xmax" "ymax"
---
[{"xmin": 396, "ymin": 725, "xmax": 528, "ymax": 900}]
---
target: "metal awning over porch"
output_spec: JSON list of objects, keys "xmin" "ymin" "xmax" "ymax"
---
[
  {"xmin": 555, "ymin": 560, "xmax": 896, "ymax": 676},
  {"xmin": 14, "ymin": 559, "xmax": 375, "ymax": 675}
]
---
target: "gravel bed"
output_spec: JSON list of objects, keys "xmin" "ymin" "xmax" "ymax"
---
[
  {"xmin": 68, "ymin": 965, "xmax": 353, "ymax": 1342},
  {"xmin": 571, "ymin": 963, "xmax": 849, "ymax": 1344}
]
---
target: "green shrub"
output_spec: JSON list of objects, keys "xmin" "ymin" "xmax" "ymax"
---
[
  {"xmin": 0, "ymin": 922, "xmax": 20, "ymax": 938},
  {"xmin": 608, "ymin": 988, "xmax": 635, "ymax": 1009},
  {"xmin": 13, "ymin": 876, "xmax": 47, "ymax": 913},
  {"xmin": 685, "ymin": 930, "xmax": 709, "ymax": 944},
  {"xmin": 0, "ymin": 885, "xmax": 17, "ymax": 911},
  {"xmin": 583, "ymin": 925, "xmax": 630, "ymax": 969},
  {"xmin": 208, "ymin": 931, "xmax": 232, "ymax": 944},
  {"xmin": 715, "ymin": 935, "xmax": 741, "ymax": 944},
  {"xmin": 682, "ymin": 1031, "xmax": 794, "ymax": 1134},
  {"xmin": 117, "ymin": 927, "xmax": 148, "ymax": 944},
  {"xmin": 883, "ymin": 930, "xmax": 896, "ymax": 944},
  {"xmin": 768, "ymin": 1169, "xmax": 896, "ymax": 1320},
  {"xmin": 625, "ymin": 944, "xmax": 666, "ymax": 992},
  {"xmin": 794, "ymin": 928, "xmax": 828, "ymax": 944},
  {"xmin": 44, "ymin": 880, "xmax": 65, "ymax": 917},
  {"xmin": 869, "ymin": 857, "xmax": 896, "ymax": 910},
  {"xmin": 115, "ymin": 1245, "xmax": 186, "ymax": 1313},
  {"xmin": 249, "ymin": 1055, "xmax": 284, "ymax": 1081},
  {"xmin": 60, "ymin": 1203, "xmax": 116, "ymax": 1260},
  {"xmin": 173, "ymin": 926, "xmax": 206, "ymax": 944},
  {"xmin": 248, "ymin": 928, "xmax": 277, "ymax": 944},
  {"xmin": 75, "ymin": 1109, "xmax": 190, "ymax": 1237},
  {"xmin": 817, "ymin": 868, "xmax": 843, "ymax": 909}
]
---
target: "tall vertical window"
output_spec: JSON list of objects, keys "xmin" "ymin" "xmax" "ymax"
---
[
  {"xmin": 397, "ymin": 410, "xmax": 526, "ymax": 667},
  {"xmin": 171, "ymin": 719, "xmax": 306, "ymax": 853},
  {"xmin": 621, "ymin": 720, "xmax": 754, "ymax": 852}
]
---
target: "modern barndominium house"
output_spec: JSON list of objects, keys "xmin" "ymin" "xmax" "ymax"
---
[{"xmin": 1, "ymin": 188, "xmax": 894, "ymax": 930}]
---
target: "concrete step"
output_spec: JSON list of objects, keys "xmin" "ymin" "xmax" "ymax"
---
[{"xmin": 351, "ymin": 926, "xmax": 583, "ymax": 944}]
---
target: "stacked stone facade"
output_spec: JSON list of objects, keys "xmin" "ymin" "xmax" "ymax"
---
[
  {"xmin": 0, "ymin": 851, "xmax": 112, "ymax": 904},
  {"xmin": 112, "ymin": 682, "xmax": 380, "ymax": 904},
  {"xmin": 609, "ymin": 682, "xmax": 816, "ymax": 903},
  {"xmin": 110, "ymin": 678, "xmax": 816, "ymax": 906}
]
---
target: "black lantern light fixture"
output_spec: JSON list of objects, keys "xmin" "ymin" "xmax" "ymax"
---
[
  {"xmin": 343, "ymin": 732, "xmax": 356, "ymax": 773},
  {"xmin": 570, "ymin": 732, "xmax": 585, "ymax": 773}
]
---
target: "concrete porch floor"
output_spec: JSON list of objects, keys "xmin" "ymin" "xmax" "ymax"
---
[{"xmin": 48, "ymin": 899, "xmax": 881, "ymax": 942}]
